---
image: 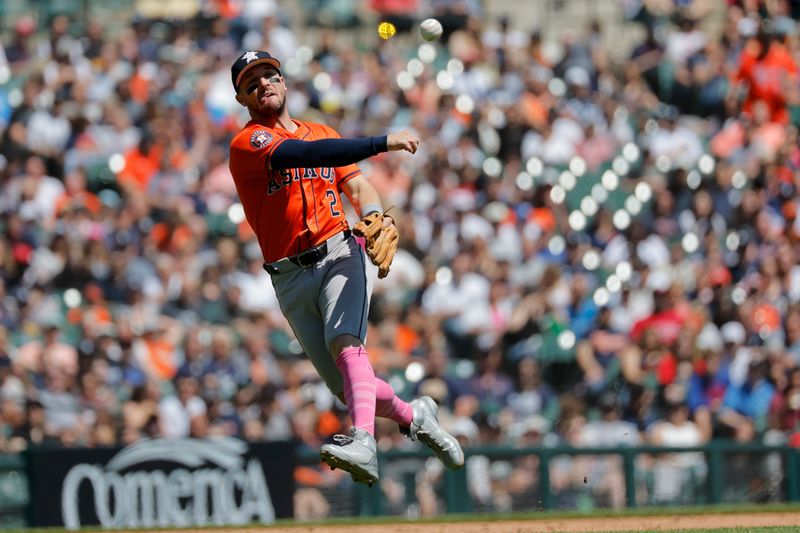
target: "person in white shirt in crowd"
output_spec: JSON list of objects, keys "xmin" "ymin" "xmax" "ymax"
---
[
  {"xmin": 158, "ymin": 375, "xmax": 208, "ymax": 438},
  {"xmin": 648, "ymin": 396, "xmax": 708, "ymax": 504}
]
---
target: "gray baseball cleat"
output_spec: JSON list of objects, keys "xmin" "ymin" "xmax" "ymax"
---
[
  {"xmin": 404, "ymin": 396, "xmax": 465, "ymax": 470},
  {"xmin": 320, "ymin": 427, "xmax": 379, "ymax": 486}
]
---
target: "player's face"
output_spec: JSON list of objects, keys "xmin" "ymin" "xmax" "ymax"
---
[{"xmin": 237, "ymin": 65, "xmax": 286, "ymax": 117}]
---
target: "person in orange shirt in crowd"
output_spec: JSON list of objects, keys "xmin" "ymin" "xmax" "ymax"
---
[
  {"xmin": 54, "ymin": 168, "xmax": 102, "ymax": 217},
  {"xmin": 731, "ymin": 21, "xmax": 799, "ymax": 124}
]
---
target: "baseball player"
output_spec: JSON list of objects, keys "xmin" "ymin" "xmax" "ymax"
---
[{"xmin": 228, "ymin": 50, "xmax": 464, "ymax": 486}]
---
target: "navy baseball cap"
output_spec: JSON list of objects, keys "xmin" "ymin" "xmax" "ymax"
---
[{"xmin": 231, "ymin": 51, "xmax": 281, "ymax": 91}]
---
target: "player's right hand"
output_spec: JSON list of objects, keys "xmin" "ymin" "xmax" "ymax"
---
[{"xmin": 387, "ymin": 131, "xmax": 419, "ymax": 154}]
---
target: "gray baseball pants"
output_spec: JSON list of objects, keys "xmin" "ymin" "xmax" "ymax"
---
[{"xmin": 266, "ymin": 231, "xmax": 373, "ymax": 395}]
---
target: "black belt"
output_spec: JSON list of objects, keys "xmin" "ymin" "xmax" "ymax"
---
[{"xmin": 264, "ymin": 230, "xmax": 351, "ymax": 275}]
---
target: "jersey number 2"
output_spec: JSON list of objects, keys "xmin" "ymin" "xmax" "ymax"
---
[{"xmin": 326, "ymin": 190, "xmax": 341, "ymax": 217}]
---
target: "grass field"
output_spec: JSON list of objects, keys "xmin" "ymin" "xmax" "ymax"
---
[
  {"xmin": 262, "ymin": 503, "xmax": 800, "ymax": 533},
  {"xmin": 13, "ymin": 504, "xmax": 800, "ymax": 533}
]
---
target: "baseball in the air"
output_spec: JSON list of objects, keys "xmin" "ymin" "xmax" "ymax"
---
[{"xmin": 419, "ymin": 18, "xmax": 443, "ymax": 41}]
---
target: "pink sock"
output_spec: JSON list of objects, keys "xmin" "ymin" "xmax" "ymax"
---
[
  {"xmin": 336, "ymin": 346, "xmax": 377, "ymax": 435},
  {"xmin": 375, "ymin": 378, "xmax": 413, "ymax": 427}
]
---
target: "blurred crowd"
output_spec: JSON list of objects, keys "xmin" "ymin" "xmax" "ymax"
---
[{"xmin": 1, "ymin": 0, "xmax": 800, "ymax": 512}]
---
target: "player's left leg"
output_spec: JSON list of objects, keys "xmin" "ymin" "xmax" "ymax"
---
[
  {"xmin": 403, "ymin": 396, "xmax": 465, "ymax": 470},
  {"xmin": 375, "ymin": 379, "xmax": 464, "ymax": 469},
  {"xmin": 375, "ymin": 378, "xmax": 412, "ymax": 427}
]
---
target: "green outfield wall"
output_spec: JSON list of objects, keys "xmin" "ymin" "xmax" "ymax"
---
[
  {"xmin": 2, "ymin": 441, "xmax": 797, "ymax": 526},
  {"xmin": 294, "ymin": 442, "xmax": 800, "ymax": 518}
]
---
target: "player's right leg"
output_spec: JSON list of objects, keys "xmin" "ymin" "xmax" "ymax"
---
[
  {"xmin": 319, "ymin": 336, "xmax": 380, "ymax": 486},
  {"xmin": 311, "ymin": 237, "xmax": 383, "ymax": 485},
  {"xmin": 315, "ymin": 237, "xmax": 463, "ymax": 479},
  {"xmin": 319, "ymin": 426, "xmax": 379, "ymax": 486},
  {"xmin": 269, "ymin": 266, "xmax": 379, "ymax": 484},
  {"xmin": 269, "ymin": 295, "xmax": 379, "ymax": 484}
]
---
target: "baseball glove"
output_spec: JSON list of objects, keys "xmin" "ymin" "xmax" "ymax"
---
[{"xmin": 353, "ymin": 211, "xmax": 398, "ymax": 279}]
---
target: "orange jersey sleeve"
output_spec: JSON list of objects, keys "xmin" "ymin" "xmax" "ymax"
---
[
  {"xmin": 229, "ymin": 120, "xmax": 354, "ymax": 263},
  {"xmin": 229, "ymin": 124, "xmax": 285, "ymax": 176}
]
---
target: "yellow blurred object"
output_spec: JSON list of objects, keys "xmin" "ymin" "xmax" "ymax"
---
[
  {"xmin": 136, "ymin": 0, "xmax": 199, "ymax": 18},
  {"xmin": 378, "ymin": 21, "xmax": 397, "ymax": 40}
]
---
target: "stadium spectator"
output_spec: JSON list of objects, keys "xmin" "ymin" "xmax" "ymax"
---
[{"xmin": 647, "ymin": 396, "xmax": 708, "ymax": 503}]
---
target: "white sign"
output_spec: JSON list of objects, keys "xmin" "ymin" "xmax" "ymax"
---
[{"xmin": 61, "ymin": 437, "xmax": 275, "ymax": 529}]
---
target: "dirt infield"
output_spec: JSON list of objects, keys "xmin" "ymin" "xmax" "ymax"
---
[
  {"xmin": 194, "ymin": 512, "xmax": 800, "ymax": 532},
  {"xmin": 121, "ymin": 512, "xmax": 800, "ymax": 533}
]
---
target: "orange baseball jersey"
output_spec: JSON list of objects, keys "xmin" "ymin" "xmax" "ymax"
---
[{"xmin": 229, "ymin": 119, "xmax": 362, "ymax": 263}]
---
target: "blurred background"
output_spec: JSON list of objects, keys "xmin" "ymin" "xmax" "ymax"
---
[{"xmin": 1, "ymin": 0, "xmax": 800, "ymax": 522}]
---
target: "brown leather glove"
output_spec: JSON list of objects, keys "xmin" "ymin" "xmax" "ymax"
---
[{"xmin": 352, "ymin": 211, "xmax": 398, "ymax": 279}]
